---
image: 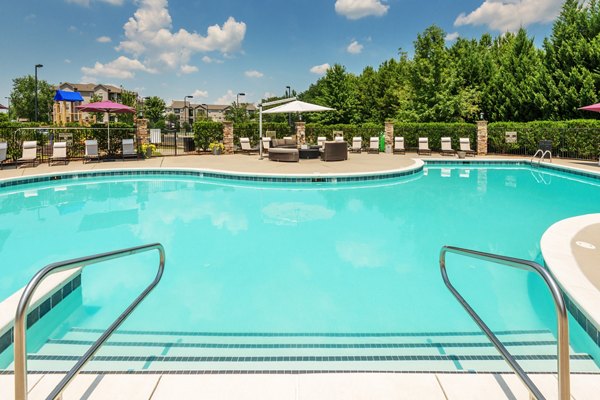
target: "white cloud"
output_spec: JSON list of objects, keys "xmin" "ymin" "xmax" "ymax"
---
[
  {"xmin": 192, "ymin": 89, "xmax": 208, "ymax": 98},
  {"xmin": 445, "ymin": 32, "xmax": 460, "ymax": 42},
  {"xmin": 81, "ymin": 56, "xmax": 157, "ymax": 80},
  {"xmin": 96, "ymin": 36, "xmax": 112, "ymax": 43},
  {"xmin": 245, "ymin": 70, "xmax": 263, "ymax": 78},
  {"xmin": 180, "ymin": 64, "xmax": 198, "ymax": 74},
  {"xmin": 202, "ymin": 56, "xmax": 223, "ymax": 64},
  {"xmin": 346, "ymin": 40, "xmax": 363, "ymax": 54},
  {"xmin": 455, "ymin": 0, "xmax": 562, "ymax": 32},
  {"xmin": 64, "ymin": 59, "xmax": 72, "ymax": 64},
  {"xmin": 216, "ymin": 90, "xmax": 236, "ymax": 104},
  {"xmin": 81, "ymin": 0, "xmax": 246, "ymax": 80},
  {"xmin": 335, "ymin": 0, "xmax": 389, "ymax": 20},
  {"xmin": 24, "ymin": 14, "xmax": 36, "ymax": 22},
  {"xmin": 116, "ymin": 0, "xmax": 246, "ymax": 67},
  {"xmin": 310, "ymin": 63, "xmax": 330, "ymax": 75},
  {"xmin": 263, "ymin": 92, "xmax": 276, "ymax": 100}
]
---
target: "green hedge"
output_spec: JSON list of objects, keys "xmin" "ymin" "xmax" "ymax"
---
[
  {"xmin": 233, "ymin": 122, "xmax": 292, "ymax": 146},
  {"xmin": 393, "ymin": 122, "xmax": 477, "ymax": 150},
  {"xmin": 488, "ymin": 120, "xmax": 600, "ymax": 159},
  {"xmin": 305, "ymin": 123, "xmax": 382, "ymax": 144},
  {"xmin": 193, "ymin": 121, "xmax": 223, "ymax": 150}
]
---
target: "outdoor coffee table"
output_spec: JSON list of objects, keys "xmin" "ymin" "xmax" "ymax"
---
[{"xmin": 299, "ymin": 148, "xmax": 320, "ymax": 159}]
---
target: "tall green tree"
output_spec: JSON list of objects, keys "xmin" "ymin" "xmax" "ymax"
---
[
  {"xmin": 119, "ymin": 90, "xmax": 137, "ymax": 124},
  {"xmin": 9, "ymin": 75, "xmax": 54, "ymax": 122},
  {"xmin": 544, "ymin": 0, "xmax": 600, "ymax": 118},
  {"xmin": 143, "ymin": 96, "xmax": 166, "ymax": 125},
  {"xmin": 302, "ymin": 64, "xmax": 360, "ymax": 124},
  {"xmin": 484, "ymin": 29, "xmax": 553, "ymax": 121}
]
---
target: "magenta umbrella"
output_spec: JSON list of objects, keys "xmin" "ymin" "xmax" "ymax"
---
[
  {"xmin": 0, "ymin": 104, "xmax": 7, "ymax": 110},
  {"xmin": 76, "ymin": 100, "xmax": 135, "ymax": 150}
]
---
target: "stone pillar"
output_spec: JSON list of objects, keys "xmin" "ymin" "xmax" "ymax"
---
[
  {"xmin": 223, "ymin": 121, "xmax": 234, "ymax": 155},
  {"xmin": 295, "ymin": 121, "xmax": 306, "ymax": 145},
  {"xmin": 136, "ymin": 118, "xmax": 149, "ymax": 145},
  {"xmin": 384, "ymin": 121, "xmax": 394, "ymax": 147},
  {"xmin": 477, "ymin": 120, "xmax": 488, "ymax": 155}
]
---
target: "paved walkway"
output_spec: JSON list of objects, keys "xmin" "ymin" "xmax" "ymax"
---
[{"xmin": 1, "ymin": 372, "xmax": 599, "ymax": 399}]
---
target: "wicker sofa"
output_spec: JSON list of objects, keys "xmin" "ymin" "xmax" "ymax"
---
[{"xmin": 320, "ymin": 141, "xmax": 348, "ymax": 162}]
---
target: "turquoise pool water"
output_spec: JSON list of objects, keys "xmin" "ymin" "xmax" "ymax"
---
[{"xmin": 1, "ymin": 164, "xmax": 600, "ymax": 372}]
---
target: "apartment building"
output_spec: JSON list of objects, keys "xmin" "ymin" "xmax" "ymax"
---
[
  {"xmin": 166, "ymin": 101, "xmax": 257, "ymax": 125},
  {"xmin": 52, "ymin": 82, "xmax": 134, "ymax": 125}
]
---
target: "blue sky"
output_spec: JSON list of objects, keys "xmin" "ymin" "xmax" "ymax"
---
[{"xmin": 0, "ymin": 0, "xmax": 563, "ymax": 106}]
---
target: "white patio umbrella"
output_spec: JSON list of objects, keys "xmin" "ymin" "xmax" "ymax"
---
[
  {"xmin": 262, "ymin": 100, "xmax": 334, "ymax": 116},
  {"xmin": 258, "ymin": 99, "xmax": 334, "ymax": 158}
]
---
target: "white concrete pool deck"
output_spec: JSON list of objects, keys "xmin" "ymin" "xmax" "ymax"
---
[
  {"xmin": 2, "ymin": 154, "xmax": 600, "ymax": 399},
  {"xmin": 2, "ymin": 372, "xmax": 600, "ymax": 399}
]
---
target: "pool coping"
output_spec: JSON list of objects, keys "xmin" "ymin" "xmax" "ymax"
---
[
  {"xmin": 541, "ymin": 215, "xmax": 600, "ymax": 348},
  {"xmin": 0, "ymin": 159, "xmax": 426, "ymax": 187}
]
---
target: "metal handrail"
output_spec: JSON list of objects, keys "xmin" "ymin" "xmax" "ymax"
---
[
  {"xmin": 530, "ymin": 149, "xmax": 552, "ymax": 165},
  {"xmin": 439, "ymin": 246, "xmax": 570, "ymax": 400},
  {"xmin": 14, "ymin": 243, "xmax": 165, "ymax": 400}
]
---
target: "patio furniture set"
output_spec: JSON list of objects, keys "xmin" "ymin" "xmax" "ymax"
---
[{"xmin": 236, "ymin": 135, "xmax": 477, "ymax": 162}]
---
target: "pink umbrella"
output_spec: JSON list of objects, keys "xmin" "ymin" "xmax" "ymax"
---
[
  {"xmin": 76, "ymin": 100, "xmax": 135, "ymax": 150},
  {"xmin": 579, "ymin": 103, "xmax": 600, "ymax": 112},
  {"xmin": 0, "ymin": 104, "xmax": 7, "ymax": 110}
]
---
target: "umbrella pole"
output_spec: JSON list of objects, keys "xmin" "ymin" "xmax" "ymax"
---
[
  {"xmin": 259, "ymin": 105, "xmax": 263, "ymax": 160},
  {"xmin": 107, "ymin": 114, "xmax": 111, "ymax": 158}
]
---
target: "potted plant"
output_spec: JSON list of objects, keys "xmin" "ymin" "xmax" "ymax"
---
[
  {"xmin": 209, "ymin": 142, "xmax": 224, "ymax": 155},
  {"xmin": 141, "ymin": 143, "xmax": 157, "ymax": 158}
]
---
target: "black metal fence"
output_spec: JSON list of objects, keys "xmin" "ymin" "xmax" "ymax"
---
[
  {"xmin": 487, "ymin": 127, "xmax": 600, "ymax": 160},
  {"xmin": 0, "ymin": 127, "xmax": 138, "ymax": 163}
]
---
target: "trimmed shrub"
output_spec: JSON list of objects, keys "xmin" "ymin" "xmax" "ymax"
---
[
  {"xmin": 233, "ymin": 122, "xmax": 292, "ymax": 146},
  {"xmin": 193, "ymin": 120, "xmax": 223, "ymax": 150},
  {"xmin": 305, "ymin": 123, "xmax": 382, "ymax": 144}
]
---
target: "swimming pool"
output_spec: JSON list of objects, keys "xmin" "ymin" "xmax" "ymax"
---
[{"xmin": 1, "ymin": 163, "xmax": 600, "ymax": 373}]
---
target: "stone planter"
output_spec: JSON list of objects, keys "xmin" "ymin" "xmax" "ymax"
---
[
  {"xmin": 145, "ymin": 147, "xmax": 153, "ymax": 158},
  {"xmin": 457, "ymin": 151, "xmax": 466, "ymax": 159},
  {"xmin": 212, "ymin": 148, "xmax": 222, "ymax": 155}
]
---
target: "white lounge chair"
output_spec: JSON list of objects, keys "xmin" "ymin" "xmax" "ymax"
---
[
  {"xmin": 18, "ymin": 141, "xmax": 37, "ymax": 167},
  {"xmin": 84, "ymin": 140, "xmax": 99, "ymax": 163},
  {"xmin": 49, "ymin": 142, "xmax": 68, "ymax": 165},
  {"xmin": 440, "ymin": 137, "xmax": 455, "ymax": 156},
  {"xmin": 459, "ymin": 138, "xmax": 476, "ymax": 157},
  {"xmin": 333, "ymin": 131, "xmax": 344, "ymax": 141},
  {"xmin": 393, "ymin": 137, "xmax": 405, "ymax": 154},
  {"xmin": 334, "ymin": 136, "xmax": 344, "ymax": 142},
  {"xmin": 239, "ymin": 137, "xmax": 258, "ymax": 154},
  {"xmin": 317, "ymin": 136, "xmax": 327, "ymax": 147},
  {"xmin": 0, "ymin": 142, "xmax": 7, "ymax": 169},
  {"xmin": 351, "ymin": 137, "xmax": 362, "ymax": 153},
  {"xmin": 418, "ymin": 137, "xmax": 431, "ymax": 155},
  {"xmin": 369, "ymin": 137, "xmax": 379, "ymax": 154},
  {"xmin": 261, "ymin": 137, "xmax": 271, "ymax": 153},
  {"xmin": 122, "ymin": 139, "xmax": 138, "ymax": 160}
]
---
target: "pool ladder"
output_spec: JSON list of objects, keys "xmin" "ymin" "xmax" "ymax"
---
[
  {"xmin": 531, "ymin": 149, "xmax": 552, "ymax": 165},
  {"xmin": 440, "ymin": 246, "xmax": 570, "ymax": 400},
  {"xmin": 13, "ymin": 243, "xmax": 166, "ymax": 400}
]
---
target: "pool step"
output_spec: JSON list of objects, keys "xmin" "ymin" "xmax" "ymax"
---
[{"xmin": 17, "ymin": 328, "xmax": 600, "ymax": 373}]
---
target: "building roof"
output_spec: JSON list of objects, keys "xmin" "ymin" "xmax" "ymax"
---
[
  {"xmin": 168, "ymin": 101, "xmax": 256, "ymax": 111},
  {"xmin": 57, "ymin": 82, "xmax": 125, "ymax": 93}
]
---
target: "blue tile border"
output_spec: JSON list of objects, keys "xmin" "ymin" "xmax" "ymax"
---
[
  {"xmin": 0, "ymin": 273, "xmax": 81, "ymax": 355},
  {"xmin": 0, "ymin": 166, "xmax": 423, "ymax": 188}
]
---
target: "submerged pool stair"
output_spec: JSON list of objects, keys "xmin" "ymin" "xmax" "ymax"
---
[{"xmin": 15, "ymin": 327, "xmax": 598, "ymax": 374}]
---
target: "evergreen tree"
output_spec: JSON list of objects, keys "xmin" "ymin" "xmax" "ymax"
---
[{"xmin": 544, "ymin": 0, "xmax": 600, "ymax": 118}]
